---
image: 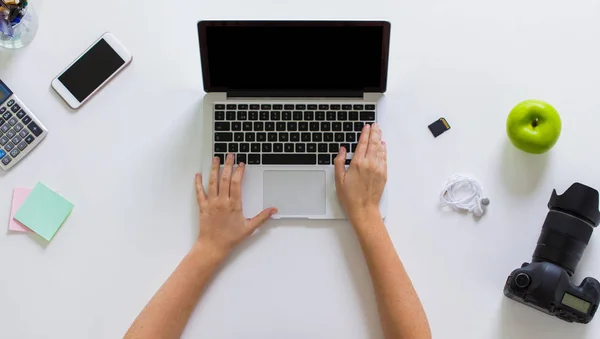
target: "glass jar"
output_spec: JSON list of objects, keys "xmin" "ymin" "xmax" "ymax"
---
[{"xmin": 0, "ymin": 3, "xmax": 38, "ymax": 49}]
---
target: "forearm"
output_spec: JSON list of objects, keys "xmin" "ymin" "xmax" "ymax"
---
[
  {"xmin": 352, "ymin": 214, "xmax": 431, "ymax": 339},
  {"xmin": 124, "ymin": 242, "xmax": 226, "ymax": 339}
]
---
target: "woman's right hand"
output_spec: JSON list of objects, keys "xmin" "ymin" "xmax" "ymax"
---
[{"xmin": 334, "ymin": 123, "xmax": 387, "ymax": 225}]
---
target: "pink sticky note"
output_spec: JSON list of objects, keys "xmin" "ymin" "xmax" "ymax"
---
[{"xmin": 9, "ymin": 188, "xmax": 32, "ymax": 232}]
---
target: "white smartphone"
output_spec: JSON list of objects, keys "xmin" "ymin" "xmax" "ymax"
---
[{"xmin": 51, "ymin": 33, "xmax": 132, "ymax": 109}]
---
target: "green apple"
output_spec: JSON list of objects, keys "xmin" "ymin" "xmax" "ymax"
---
[{"xmin": 506, "ymin": 99, "xmax": 562, "ymax": 154}]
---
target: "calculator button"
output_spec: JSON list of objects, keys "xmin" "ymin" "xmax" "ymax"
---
[
  {"xmin": 10, "ymin": 103, "xmax": 20, "ymax": 113},
  {"xmin": 1, "ymin": 124, "xmax": 9, "ymax": 133},
  {"xmin": 8, "ymin": 117, "xmax": 17, "ymax": 126},
  {"xmin": 17, "ymin": 141, "xmax": 27, "ymax": 151},
  {"xmin": 9, "ymin": 148, "xmax": 19, "ymax": 158},
  {"xmin": 11, "ymin": 136, "xmax": 21, "ymax": 145},
  {"xmin": 14, "ymin": 123, "xmax": 23, "ymax": 132},
  {"xmin": 0, "ymin": 149, "xmax": 4, "ymax": 159},
  {"xmin": 21, "ymin": 115, "xmax": 31, "ymax": 125},
  {"xmin": 16, "ymin": 110, "xmax": 25, "ymax": 119},
  {"xmin": 0, "ymin": 136, "xmax": 7, "ymax": 145},
  {"xmin": 0, "ymin": 118, "xmax": 4, "ymax": 127},
  {"xmin": 18, "ymin": 130, "xmax": 28, "ymax": 138},
  {"xmin": 6, "ymin": 129, "xmax": 15, "ymax": 139},
  {"xmin": 0, "ymin": 107, "xmax": 5, "ymax": 113},
  {"xmin": 2, "ymin": 111, "xmax": 11, "ymax": 120},
  {"xmin": 7, "ymin": 99, "xmax": 14, "ymax": 107},
  {"xmin": 27, "ymin": 121, "xmax": 42, "ymax": 136},
  {"xmin": 2, "ymin": 155, "xmax": 11, "ymax": 165},
  {"xmin": 4, "ymin": 142, "xmax": 14, "ymax": 151},
  {"xmin": 24, "ymin": 135, "xmax": 35, "ymax": 144}
]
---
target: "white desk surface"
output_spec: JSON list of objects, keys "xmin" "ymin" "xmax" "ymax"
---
[{"xmin": 2, "ymin": 0, "xmax": 600, "ymax": 338}]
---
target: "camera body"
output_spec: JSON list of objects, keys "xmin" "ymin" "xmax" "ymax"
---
[{"xmin": 504, "ymin": 183, "xmax": 600, "ymax": 324}]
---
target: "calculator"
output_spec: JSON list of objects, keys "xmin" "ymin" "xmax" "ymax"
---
[{"xmin": 0, "ymin": 79, "xmax": 47, "ymax": 170}]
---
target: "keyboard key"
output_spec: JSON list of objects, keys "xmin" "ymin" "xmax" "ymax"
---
[
  {"xmin": 284, "ymin": 104, "xmax": 294, "ymax": 110},
  {"xmin": 254, "ymin": 122, "xmax": 264, "ymax": 131},
  {"xmin": 290, "ymin": 133, "xmax": 300, "ymax": 142},
  {"xmin": 315, "ymin": 111, "xmax": 325, "ymax": 121},
  {"xmin": 318, "ymin": 154, "xmax": 331, "ymax": 165},
  {"xmin": 0, "ymin": 136, "xmax": 8, "ymax": 145},
  {"xmin": 215, "ymin": 104, "xmax": 225, "ymax": 109},
  {"xmin": 214, "ymin": 143, "xmax": 227, "ymax": 152},
  {"xmin": 319, "ymin": 104, "xmax": 329, "ymax": 110},
  {"xmin": 343, "ymin": 122, "xmax": 353, "ymax": 131},
  {"xmin": 268, "ymin": 132, "xmax": 278, "ymax": 141},
  {"xmin": 248, "ymin": 154, "xmax": 261, "ymax": 165},
  {"xmin": 234, "ymin": 132, "xmax": 244, "ymax": 141},
  {"xmin": 307, "ymin": 143, "xmax": 316, "ymax": 152},
  {"xmin": 229, "ymin": 143, "xmax": 239, "ymax": 152},
  {"xmin": 238, "ymin": 104, "xmax": 249, "ymax": 110},
  {"xmin": 240, "ymin": 143, "xmax": 250, "ymax": 152},
  {"xmin": 301, "ymin": 133, "xmax": 311, "ymax": 142},
  {"xmin": 353, "ymin": 104, "xmax": 364, "ymax": 110},
  {"xmin": 215, "ymin": 111, "xmax": 225, "ymax": 120},
  {"xmin": 342, "ymin": 104, "xmax": 352, "ymax": 110},
  {"xmin": 287, "ymin": 122, "xmax": 297, "ymax": 131},
  {"xmin": 355, "ymin": 122, "xmax": 364, "ymax": 131},
  {"xmin": 232, "ymin": 122, "xmax": 242, "ymax": 131},
  {"xmin": 274, "ymin": 143, "xmax": 283, "ymax": 152},
  {"xmin": 18, "ymin": 130, "xmax": 28, "ymax": 138},
  {"xmin": 2, "ymin": 111, "xmax": 11, "ymax": 120},
  {"xmin": 304, "ymin": 111, "xmax": 314, "ymax": 120},
  {"xmin": 24, "ymin": 135, "xmax": 35, "ymax": 144},
  {"xmin": 260, "ymin": 111, "xmax": 270, "ymax": 120},
  {"xmin": 21, "ymin": 115, "xmax": 32, "ymax": 125},
  {"xmin": 293, "ymin": 111, "xmax": 303, "ymax": 120},
  {"xmin": 243, "ymin": 122, "xmax": 253, "ymax": 131},
  {"xmin": 324, "ymin": 133, "xmax": 334, "ymax": 142},
  {"xmin": 5, "ymin": 142, "xmax": 14, "ymax": 151},
  {"xmin": 11, "ymin": 136, "xmax": 21, "ymax": 145},
  {"xmin": 250, "ymin": 104, "xmax": 260, "ymax": 110},
  {"xmin": 261, "ymin": 104, "xmax": 272, "ymax": 110},
  {"xmin": 326, "ymin": 111, "xmax": 336, "ymax": 120},
  {"xmin": 271, "ymin": 111, "xmax": 281, "ymax": 120},
  {"xmin": 215, "ymin": 122, "xmax": 230, "ymax": 131},
  {"xmin": 338, "ymin": 111, "xmax": 348, "ymax": 120},
  {"xmin": 0, "ymin": 149, "xmax": 4, "ymax": 159},
  {"xmin": 321, "ymin": 122, "xmax": 331, "ymax": 131},
  {"xmin": 6, "ymin": 129, "xmax": 15, "ymax": 138},
  {"xmin": 276, "ymin": 122, "xmax": 286, "ymax": 131},
  {"xmin": 310, "ymin": 122, "xmax": 320, "ymax": 131},
  {"xmin": 262, "ymin": 143, "xmax": 272, "ymax": 152},
  {"xmin": 357, "ymin": 132, "xmax": 361, "ymax": 141},
  {"xmin": 245, "ymin": 133, "xmax": 256, "ymax": 142},
  {"xmin": 360, "ymin": 111, "xmax": 376, "ymax": 121},
  {"xmin": 226, "ymin": 111, "xmax": 236, "ymax": 120},
  {"xmin": 341, "ymin": 143, "xmax": 351, "ymax": 153},
  {"xmin": 226, "ymin": 104, "xmax": 237, "ymax": 110},
  {"xmin": 237, "ymin": 154, "xmax": 247, "ymax": 164},
  {"xmin": 352, "ymin": 143, "xmax": 358, "ymax": 152},
  {"xmin": 237, "ymin": 111, "xmax": 247, "ymax": 120},
  {"xmin": 279, "ymin": 133, "xmax": 289, "ymax": 142},
  {"xmin": 284, "ymin": 143, "xmax": 294, "ymax": 152},
  {"xmin": 251, "ymin": 143, "xmax": 261, "ymax": 152},
  {"xmin": 273, "ymin": 104, "xmax": 283, "ymax": 110},
  {"xmin": 349, "ymin": 111, "xmax": 359, "ymax": 120},
  {"xmin": 346, "ymin": 133, "xmax": 356, "ymax": 142},
  {"xmin": 365, "ymin": 104, "xmax": 376, "ymax": 110},
  {"xmin": 249, "ymin": 111, "xmax": 258, "ymax": 120},
  {"xmin": 329, "ymin": 143, "xmax": 339, "ymax": 153},
  {"xmin": 263, "ymin": 154, "xmax": 316, "ymax": 165},
  {"xmin": 257, "ymin": 133, "xmax": 266, "ymax": 142},
  {"xmin": 282, "ymin": 111, "xmax": 292, "ymax": 120},
  {"xmin": 215, "ymin": 133, "xmax": 233, "ymax": 142},
  {"xmin": 308, "ymin": 104, "xmax": 317, "ymax": 110},
  {"xmin": 1, "ymin": 155, "xmax": 11, "ymax": 165},
  {"xmin": 11, "ymin": 104, "xmax": 20, "ymax": 113},
  {"xmin": 335, "ymin": 133, "xmax": 344, "ymax": 142},
  {"xmin": 318, "ymin": 143, "xmax": 328, "ymax": 152},
  {"xmin": 299, "ymin": 122, "xmax": 308, "ymax": 131},
  {"xmin": 295, "ymin": 104, "xmax": 306, "ymax": 110},
  {"xmin": 296, "ymin": 143, "xmax": 306, "ymax": 152},
  {"xmin": 332, "ymin": 122, "xmax": 342, "ymax": 131},
  {"xmin": 312, "ymin": 133, "xmax": 322, "ymax": 142},
  {"xmin": 331, "ymin": 104, "xmax": 341, "ymax": 110}
]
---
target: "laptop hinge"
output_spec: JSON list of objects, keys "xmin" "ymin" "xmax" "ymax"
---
[{"xmin": 226, "ymin": 90, "xmax": 364, "ymax": 99}]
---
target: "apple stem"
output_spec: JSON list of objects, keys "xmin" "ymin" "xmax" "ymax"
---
[{"xmin": 532, "ymin": 118, "xmax": 539, "ymax": 128}]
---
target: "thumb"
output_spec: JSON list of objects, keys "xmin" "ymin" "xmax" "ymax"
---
[
  {"xmin": 334, "ymin": 146, "xmax": 347, "ymax": 186},
  {"xmin": 246, "ymin": 208, "xmax": 278, "ymax": 231}
]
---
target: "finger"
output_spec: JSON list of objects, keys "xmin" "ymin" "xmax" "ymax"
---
[
  {"xmin": 208, "ymin": 156, "xmax": 220, "ymax": 198},
  {"xmin": 195, "ymin": 173, "xmax": 207, "ymax": 205},
  {"xmin": 354, "ymin": 124, "xmax": 371, "ymax": 159},
  {"xmin": 230, "ymin": 162, "xmax": 246, "ymax": 203},
  {"xmin": 219, "ymin": 153, "xmax": 235, "ymax": 198},
  {"xmin": 380, "ymin": 141, "xmax": 388, "ymax": 177},
  {"xmin": 246, "ymin": 208, "xmax": 278, "ymax": 231},
  {"xmin": 334, "ymin": 146, "xmax": 347, "ymax": 186},
  {"xmin": 367, "ymin": 123, "xmax": 383, "ymax": 159}
]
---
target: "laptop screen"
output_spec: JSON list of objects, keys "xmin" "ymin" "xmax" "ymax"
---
[{"xmin": 198, "ymin": 21, "xmax": 390, "ymax": 93}]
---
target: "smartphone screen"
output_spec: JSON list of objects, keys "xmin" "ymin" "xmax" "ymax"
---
[{"xmin": 58, "ymin": 39, "xmax": 125, "ymax": 102}]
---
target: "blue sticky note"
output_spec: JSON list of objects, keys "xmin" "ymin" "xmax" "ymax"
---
[{"xmin": 14, "ymin": 183, "xmax": 74, "ymax": 241}]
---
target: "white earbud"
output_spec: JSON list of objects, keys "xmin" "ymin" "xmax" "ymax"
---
[{"xmin": 440, "ymin": 175, "xmax": 489, "ymax": 217}]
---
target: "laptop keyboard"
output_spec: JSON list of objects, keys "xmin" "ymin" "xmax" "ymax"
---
[{"xmin": 213, "ymin": 103, "xmax": 376, "ymax": 165}]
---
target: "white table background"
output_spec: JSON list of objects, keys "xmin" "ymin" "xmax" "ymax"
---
[{"xmin": 1, "ymin": 0, "xmax": 600, "ymax": 338}]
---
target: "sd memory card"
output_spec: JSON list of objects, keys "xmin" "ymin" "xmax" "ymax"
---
[{"xmin": 428, "ymin": 118, "xmax": 451, "ymax": 138}]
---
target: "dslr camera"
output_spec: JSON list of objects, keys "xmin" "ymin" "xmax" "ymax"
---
[{"xmin": 504, "ymin": 183, "xmax": 600, "ymax": 323}]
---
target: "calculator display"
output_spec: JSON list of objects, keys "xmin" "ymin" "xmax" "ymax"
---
[{"xmin": 0, "ymin": 81, "xmax": 11, "ymax": 104}]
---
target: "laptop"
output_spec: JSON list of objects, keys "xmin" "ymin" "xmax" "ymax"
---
[{"xmin": 197, "ymin": 21, "xmax": 391, "ymax": 219}]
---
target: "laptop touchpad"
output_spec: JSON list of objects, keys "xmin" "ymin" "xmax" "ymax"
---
[{"xmin": 263, "ymin": 170, "xmax": 327, "ymax": 216}]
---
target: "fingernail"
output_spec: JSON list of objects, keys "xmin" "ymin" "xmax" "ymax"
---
[
  {"xmin": 364, "ymin": 124, "xmax": 370, "ymax": 130},
  {"xmin": 272, "ymin": 208, "xmax": 278, "ymax": 214},
  {"xmin": 240, "ymin": 162, "xmax": 245, "ymax": 167},
  {"xmin": 213, "ymin": 157, "xmax": 219, "ymax": 163},
  {"xmin": 228, "ymin": 153, "xmax": 234, "ymax": 159},
  {"xmin": 382, "ymin": 141, "xmax": 386, "ymax": 145}
]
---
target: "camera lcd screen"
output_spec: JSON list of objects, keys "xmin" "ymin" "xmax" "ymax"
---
[{"xmin": 562, "ymin": 293, "xmax": 591, "ymax": 313}]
